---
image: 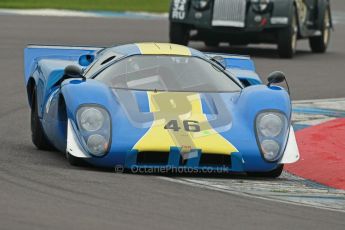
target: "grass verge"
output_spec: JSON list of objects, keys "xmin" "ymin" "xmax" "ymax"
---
[{"xmin": 0, "ymin": 0, "xmax": 170, "ymax": 13}]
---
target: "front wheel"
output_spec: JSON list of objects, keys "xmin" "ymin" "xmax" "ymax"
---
[
  {"xmin": 246, "ymin": 164, "xmax": 284, "ymax": 178},
  {"xmin": 277, "ymin": 6, "xmax": 298, "ymax": 58},
  {"xmin": 309, "ymin": 7, "xmax": 331, "ymax": 53},
  {"xmin": 169, "ymin": 22, "xmax": 189, "ymax": 46}
]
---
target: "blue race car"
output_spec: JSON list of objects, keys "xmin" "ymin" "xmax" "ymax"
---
[{"xmin": 24, "ymin": 43, "xmax": 299, "ymax": 177}]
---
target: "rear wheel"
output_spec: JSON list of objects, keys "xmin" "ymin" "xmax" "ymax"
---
[
  {"xmin": 31, "ymin": 88, "xmax": 55, "ymax": 150},
  {"xmin": 169, "ymin": 22, "xmax": 189, "ymax": 46},
  {"xmin": 277, "ymin": 6, "xmax": 298, "ymax": 58},
  {"xmin": 247, "ymin": 164, "xmax": 284, "ymax": 178},
  {"xmin": 309, "ymin": 7, "xmax": 331, "ymax": 53}
]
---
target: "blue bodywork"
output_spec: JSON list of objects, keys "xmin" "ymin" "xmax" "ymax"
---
[{"xmin": 24, "ymin": 44, "xmax": 291, "ymax": 172}]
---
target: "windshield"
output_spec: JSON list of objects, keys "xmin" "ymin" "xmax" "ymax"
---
[{"xmin": 94, "ymin": 55, "xmax": 241, "ymax": 92}]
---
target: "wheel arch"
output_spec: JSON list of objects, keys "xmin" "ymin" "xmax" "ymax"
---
[
  {"xmin": 292, "ymin": 0, "xmax": 302, "ymax": 38},
  {"xmin": 58, "ymin": 92, "xmax": 68, "ymax": 122},
  {"xmin": 317, "ymin": 0, "xmax": 332, "ymax": 30},
  {"xmin": 276, "ymin": 1, "xmax": 301, "ymax": 37},
  {"xmin": 26, "ymin": 77, "xmax": 36, "ymax": 109}
]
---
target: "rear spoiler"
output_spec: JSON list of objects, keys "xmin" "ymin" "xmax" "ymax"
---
[
  {"xmin": 24, "ymin": 45, "xmax": 103, "ymax": 84},
  {"xmin": 206, "ymin": 53, "xmax": 261, "ymax": 85},
  {"xmin": 206, "ymin": 53, "xmax": 255, "ymax": 71}
]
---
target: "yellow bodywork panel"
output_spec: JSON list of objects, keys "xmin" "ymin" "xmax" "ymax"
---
[
  {"xmin": 136, "ymin": 43, "xmax": 191, "ymax": 56},
  {"xmin": 133, "ymin": 92, "xmax": 238, "ymax": 155}
]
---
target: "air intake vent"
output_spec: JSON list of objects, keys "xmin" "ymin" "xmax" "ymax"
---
[
  {"xmin": 212, "ymin": 0, "xmax": 247, "ymax": 27},
  {"xmin": 199, "ymin": 154, "xmax": 231, "ymax": 167},
  {"xmin": 137, "ymin": 152, "xmax": 169, "ymax": 165}
]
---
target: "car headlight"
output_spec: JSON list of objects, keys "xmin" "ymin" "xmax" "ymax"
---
[
  {"xmin": 77, "ymin": 106, "xmax": 111, "ymax": 157},
  {"xmin": 80, "ymin": 108, "xmax": 104, "ymax": 132},
  {"xmin": 192, "ymin": 0, "xmax": 210, "ymax": 11},
  {"xmin": 261, "ymin": 140, "xmax": 280, "ymax": 161},
  {"xmin": 255, "ymin": 111, "xmax": 288, "ymax": 162},
  {"xmin": 258, "ymin": 113, "xmax": 283, "ymax": 137},
  {"xmin": 251, "ymin": 0, "xmax": 271, "ymax": 13},
  {"xmin": 87, "ymin": 134, "xmax": 109, "ymax": 156}
]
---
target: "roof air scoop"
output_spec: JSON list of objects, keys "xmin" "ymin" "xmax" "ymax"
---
[{"xmin": 79, "ymin": 54, "xmax": 95, "ymax": 67}]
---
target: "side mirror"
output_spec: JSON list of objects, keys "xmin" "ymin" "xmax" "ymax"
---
[
  {"xmin": 63, "ymin": 65, "xmax": 85, "ymax": 80},
  {"xmin": 78, "ymin": 54, "xmax": 95, "ymax": 67},
  {"xmin": 267, "ymin": 71, "xmax": 286, "ymax": 87}
]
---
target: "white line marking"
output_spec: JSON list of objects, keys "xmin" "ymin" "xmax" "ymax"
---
[
  {"xmin": 293, "ymin": 97, "xmax": 345, "ymax": 104},
  {"xmin": 27, "ymin": 45, "xmax": 101, "ymax": 50},
  {"xmin": 0, "ymin": 8, "xmax": 343, "ymax": 25},
  {"xmin": 0, "ymin": 8, "xmax": 168, "ymax": 19}
]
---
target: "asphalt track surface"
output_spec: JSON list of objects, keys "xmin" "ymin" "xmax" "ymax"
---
[{"xmin": 1, "ymin": 4, "xmax": 345, "ymax": 230}]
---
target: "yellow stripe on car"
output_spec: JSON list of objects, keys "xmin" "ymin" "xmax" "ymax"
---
[
  {"xmin": 133, "ymin": 92, "xmax": 238, "ymax": 155},
  {"xmin": 136, "ymin": 43, "xmax": 191, "ymax": 56}
]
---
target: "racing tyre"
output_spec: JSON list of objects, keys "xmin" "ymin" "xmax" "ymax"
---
[
  {"xmin": 277, "ymin": 6, "xmax": 298, "ymax": 58},
  {"xmin": 169, "ymin": 22, "xmax": 189, "ymax": 46},
  {"xmin": 247, "ymin": 164, "xmax": 284, "ymax": 178},
  {"xmin": 309, "ymin": 7, "xmax": 331, "ymax": 53},
  {"xmin": 66, "ymin": 152, "xmax": 85, "ymax": 167},
  {"xmin": 204, "ymin": 41, "xmax": 219, "ymax": 48},
  {"xmin": 31, "ymin": 88, "xmax": 55, "ymax": 150}
]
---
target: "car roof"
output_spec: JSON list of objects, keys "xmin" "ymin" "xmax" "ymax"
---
[{"xmin": 108, "ymin": 43, "xmax": 206, "ymax": 58}]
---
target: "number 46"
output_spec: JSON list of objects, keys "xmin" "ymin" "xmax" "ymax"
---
[{"xmin": 164, "ymin": 120, "xmax": 201, "ymax": 132}]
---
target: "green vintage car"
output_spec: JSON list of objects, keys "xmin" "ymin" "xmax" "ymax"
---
[{"xmin": 169, "ymin": 0, "xmax": 332, "ymax": 58}]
